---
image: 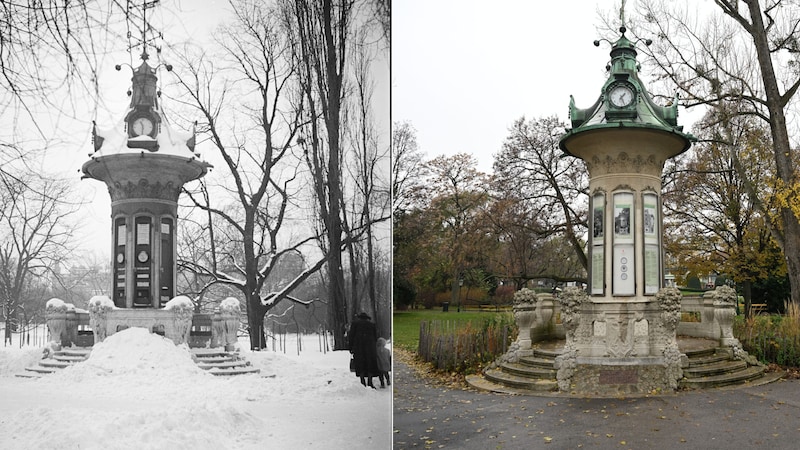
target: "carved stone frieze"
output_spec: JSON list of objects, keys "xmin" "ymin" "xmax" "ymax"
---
[
  {"xmin": 108, "ymin": 178, "xmax": 180, "ymax": 202},
  {"xmin": 587, "ymin": 152, "xmax": 664, "ymax": 176}
]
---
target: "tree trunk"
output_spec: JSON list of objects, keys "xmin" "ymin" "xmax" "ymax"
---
[{"xmin": 247, "ymin": 295, "xmax": 268, "ymax": 350}]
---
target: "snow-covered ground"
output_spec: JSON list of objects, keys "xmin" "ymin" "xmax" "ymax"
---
[{"xmin": 0, "ymin": 327, "xmax": 391, "ymax": 449}]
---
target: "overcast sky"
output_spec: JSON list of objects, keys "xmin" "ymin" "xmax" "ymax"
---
[{"xmin": 392, "ymin": 0, "xmax": 700, "ymax": 173}]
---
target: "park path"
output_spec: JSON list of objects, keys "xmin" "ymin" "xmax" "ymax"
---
[{"xmin": 393, "ymin": 350, "xmax": 800, "ymax": 449}]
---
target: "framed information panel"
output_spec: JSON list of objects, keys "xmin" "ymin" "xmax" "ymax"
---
[
  {"xmin": 591, "ymin": 193, "xmax": 605, "ymax": 295},
  {"xmin": 643, "ymin": 193, "xmax": 660, "ymax": 294},
  {"xmin": 613, "ymin": 192, "xmax": 635, "ymax": 296}
]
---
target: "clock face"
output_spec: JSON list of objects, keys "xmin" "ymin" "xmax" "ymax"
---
[
  {"xmin": 116, "ymin": 253, "xmax": 124, "ymax": 264},
  {"xmin": 131, "ymin": 117, "xmax": 154, "ymax": 136},
  {"xmin": 137, "ymin": 250, "xmax": 149, "ymax": 263},
  {"xmin": 609, "ymin": 84, "xmax": 635, "ymax": 108}
]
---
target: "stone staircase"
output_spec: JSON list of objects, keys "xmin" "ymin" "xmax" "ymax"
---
[
  {"xmin": 191, "ymin": 348, "xmax": 261, "ymax": 376},
  {"xmin": 16, "ymin": 348, "xmax": 92, "ymax": 378},
  {"xmin": 471, "ymin": 338, "xmax": 781, "ymax": 394},
  {"xmin": 15, "ymin": 347, "xmax": 260, "ymax": 378},
  {"xmin": 482, "ymin": 346, "xmax": 559, "ymax": 392},
  {"xmin": 679, "ymin": 345, "xmax": 777, "ymax": 389}
]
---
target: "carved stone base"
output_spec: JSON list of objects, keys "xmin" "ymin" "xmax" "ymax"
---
[{"xmin": 566, "ymin": 357, "xmax": 676, "ymax": 396}]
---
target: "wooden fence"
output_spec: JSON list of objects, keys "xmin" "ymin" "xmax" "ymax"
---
[{"xmin": 418, "ymin": 319, "xmax": 513, "ymax": 372}]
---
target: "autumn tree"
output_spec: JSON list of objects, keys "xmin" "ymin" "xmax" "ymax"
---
[
  {"xmin": 663, "ymin": 106, "xmax": 785, "ymax": 315},
  {"xmin": 636, "ymin": 0, "xmax": 800, "ymax": 304},
  {"xmin": 420, "ymin": 154, "xmax": 489, "ymax": 308},
  {"xmin": 491, "ymin": 116, "xmax": 589, "ymax": 287}
]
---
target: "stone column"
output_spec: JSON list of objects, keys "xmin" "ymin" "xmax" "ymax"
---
[
  {"xmin": 656, "ymin": 287, "xmax": 685, "ymax": 389},
  {"xmin": 88, "ymin": 295, "xmax": 115, "ymax": 344},
  {"xmin": 211, "ymin": 309, "xmax": 225, "ymax": 348},
  {"xmin": 554, "ymin": 287, "xmax": 586, "ymax": 391},
  {"xmin": 533, "ymin": 293, "xmax": 555, "ymax": 341},
  {"xmin": 164, "ymin": 296, "xmax": 194, "ymax": 345}
]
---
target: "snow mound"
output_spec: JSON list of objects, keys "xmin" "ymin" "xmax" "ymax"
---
[
  {"xmin": 51, "ymin": 327, "xmax": 205, "ymax": 382},
  {"xmin": 0, "ymin": 346, "xmax": 42, "ymax": 377}
]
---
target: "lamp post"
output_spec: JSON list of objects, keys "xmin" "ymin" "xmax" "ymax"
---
[{"xmin": 458, "ymin": 277, "xmax": 463, "ymax": 312}]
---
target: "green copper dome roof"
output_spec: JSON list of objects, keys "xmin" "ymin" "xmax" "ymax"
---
[{"xmin": 560, "ymin": 26, "xmax": 695, "ymax": 155}]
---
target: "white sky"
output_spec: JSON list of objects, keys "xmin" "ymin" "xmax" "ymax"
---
[
  {"xmin": 392, "ymin": 0, "xmax": 701, "ymax": 174},
  {"xmin": 25, "ymin": 0, "xmax": 388, "ymax": 261}
]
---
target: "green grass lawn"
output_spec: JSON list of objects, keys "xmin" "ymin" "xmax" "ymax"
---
[{"xmin": 393, "ymin": 309, "xmax": 511, "ymax": 351}]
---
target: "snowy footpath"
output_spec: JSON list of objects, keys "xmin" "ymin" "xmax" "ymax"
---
[{"xmin": 0, "ymin": 328, "xmax": 391, "ymax": 449}]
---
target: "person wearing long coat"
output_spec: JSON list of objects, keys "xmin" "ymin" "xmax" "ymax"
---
[{"xmin": 349, "ymin": 312, "xmax": 379, "ymax": 388}]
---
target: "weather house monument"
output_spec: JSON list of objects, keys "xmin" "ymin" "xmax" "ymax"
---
[
  {"xmin": 554, "ymin": 24, "xmax": 695, "ymax": 394},
  {"xmin": 77, "ymin": 39, "xmax": 219, "ymax": 346},
  {"xmin": 82, "ymin": 54, "xmax": 209, "ymax": 310}
]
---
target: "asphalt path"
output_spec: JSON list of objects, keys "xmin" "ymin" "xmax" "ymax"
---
[{"xmin": 393, "ymin": 352, "xmax": 800, "ymax": 450}]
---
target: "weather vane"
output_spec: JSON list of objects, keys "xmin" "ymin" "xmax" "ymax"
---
[
  {"xmin": 620, "ymin": 0, "xmax": 627, "ymax": 29},
  {"xmin": 125, "ymin": 0, "xmax": 163, "ymax": 61}
]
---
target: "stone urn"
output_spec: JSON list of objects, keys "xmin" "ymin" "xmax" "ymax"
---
[
  {"xmin": 512, "ymin": 288, "xmax": 538, "ymax": 349},
  {"xmin": 45, "ymin": 298, "xmax": 71, "ymax": 352},
  {"xmin": 712, "ymin": 286, "xmax": 738, "ymax": 347}
]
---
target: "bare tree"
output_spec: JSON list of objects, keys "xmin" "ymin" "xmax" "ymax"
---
[
  {"xmin": 1, "ymin": 171, "xmax": 79, "ymax": 346},
  {"xmin": 636, "ymin": 0, "xmax": 800, "ymax": 304},
  {"xmin": 341, "ymin": 26, "xmax": 390, "ymax": 336},
  {"xmin": 288, "ymin": 0, "xmax": 358, "ymax": 349},
  {"xmin": 170, "ymin": 0, "xmax": 326, "ymax": 350},
  {"xmin": 392, "ymin": 121, "xmax": 426, "ymax": 216},
  {"xmin": 492, "ymin": 116, "xmax": 589, "ymax": 279}
]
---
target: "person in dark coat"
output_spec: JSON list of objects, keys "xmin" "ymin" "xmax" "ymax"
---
[{"xmin": 349, "ymin": 312, "xmax": 379, "ymax": 388}]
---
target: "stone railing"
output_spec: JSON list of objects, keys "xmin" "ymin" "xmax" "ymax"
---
[
  {"xmin": 505, "ymin": 288, "xmax": 744, "ymax": 350},
  {"xmin": 677, "ymin": 289, "xmax": 740, "ymax": 343}
]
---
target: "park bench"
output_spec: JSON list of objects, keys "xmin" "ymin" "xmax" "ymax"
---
[{"xmin": 750, "ymin": 303, "xmax": 767, "ymax": 315}]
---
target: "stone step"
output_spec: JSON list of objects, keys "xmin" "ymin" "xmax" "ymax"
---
[
  {"xmin": 500, "ymin": 362, "xmax": 556, "ymax": 380},
  {"xmin": 54, "ymin": 355, "xmax": 89, "ymax": 362},
  {"xmin": 39, "ymin": 360, "xmax": 72, "ymax": 368},
  {"xmin": 23, "ymin": 365, "xmax": 58, "ymax": 374},
  {"xmin": 15, "ymin": 371, "xmax": 44, "ymax": 379},
  {"xmin": 196, "ymin": 361, "xmax": 250, "ymax": 370},
  {"xmin": 191, "ymin": 349, "xmax": 233, "ymax": 358},
  {"xmin": 194, "ymin": 355, "xmax": 237, "ymax": 363},
  {"xmin": 532, "ymin": 347, "xmax": 562, "ymax": 359},
  {"xmin": 206, "ymin": 366, "xmax": 261, "ymax": 376},
  {"xmin": 683, "ymin": 346, "xmax": 718, "ymax": 359},
  {"xmin": 686, "ymin": 351, "xmax": 730, "ymax": 367},
  {"xmin": 57, "ymin": 348, "xmax": 92, "ymax": 357},
  {"xmin": 680, "ymin": 365, "xmax": 766, "ymax": 389},
  {"xmin": 483, "ymin": 368, "xmax": 558, "ymax": 392},
  {"xmin": 519, "ymin": 356, "xmax": 557, "ymax": 369},
  {"xmin": 684, "ymin": 359, "xmax": 748, "ymax": 378}
]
